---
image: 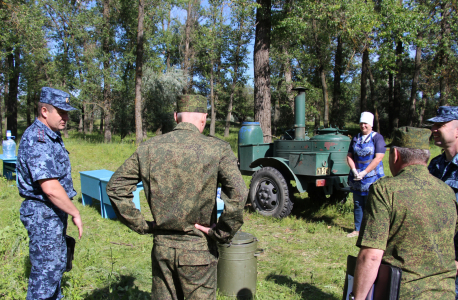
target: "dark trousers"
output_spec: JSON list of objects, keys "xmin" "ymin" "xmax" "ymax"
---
[
  {"xmin": 20, "ymin": 200, "xmax": 67, "ymax": 300},
  {"xmin": 151, "ymin": 244, "xmax": 218, "ymax": 300}
]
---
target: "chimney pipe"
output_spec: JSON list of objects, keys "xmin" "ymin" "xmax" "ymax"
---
[{"xmin": 292, "ymin": 87, "xmax": 308, "ymax": 141}]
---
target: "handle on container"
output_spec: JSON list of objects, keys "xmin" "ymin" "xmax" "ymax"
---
[{"xmin": 254, "ymin": 248, "xmax": 264, "ymax": 257}]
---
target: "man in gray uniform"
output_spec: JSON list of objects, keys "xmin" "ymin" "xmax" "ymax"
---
[
  {"xmin": 107, "ymin": 94, "xmax": 247, "ymax": 299},
  {"xmin": 17, "ymin": 87, "xmax": 83, "ymax": 300},
  {"xmin": 427, "ymin": 106, "xmax": 458, "ymax": 298}
]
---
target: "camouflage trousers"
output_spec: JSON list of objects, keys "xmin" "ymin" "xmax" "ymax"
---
[
  {"xmin": 20, "ymin": 200, "xmax": 68, "ymax": 300},
  {"xmin": 151, "ymin": 244, "xmax": 218, "ymax": 300}
]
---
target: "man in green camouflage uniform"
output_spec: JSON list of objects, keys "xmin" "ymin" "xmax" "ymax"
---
[
  {"xmin": 350, "ymin": 127, "xmax": 457, "ymax": 300},
  {"xmin": 106, "ymin": 95, "xmax": 248, "ymax": 300}
]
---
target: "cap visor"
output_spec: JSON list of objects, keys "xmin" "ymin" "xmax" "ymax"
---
[
  {"xmin": 427, "ymin": 116, "xmax": 455, "ymax": 123},
  {"xmin": 56, "ymin": 103, "xmax": 78, "ymax": 111}
]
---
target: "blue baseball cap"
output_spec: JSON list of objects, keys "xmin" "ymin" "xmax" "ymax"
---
[
  {"xmin": 427, "ymin": 106, "xmax": 458, "ymax": 123},
  {"xmin": 40, "ymin": 87, "xmax": 77, "ymax": 111}
]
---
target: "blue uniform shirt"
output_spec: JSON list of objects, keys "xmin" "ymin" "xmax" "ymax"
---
[
  {"xmin": 17, "ymin": 119, "xmax": 76, "ymax": 201},
  {"xmin": 428, "ymin": 152, "xmax": 458, "ymax": 260},
  {"xmin": 428, "ymin": 152, "xmax": 458, "ymax": 202}
]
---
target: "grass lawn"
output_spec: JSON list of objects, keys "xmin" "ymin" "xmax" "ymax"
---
[{"xmin": 0, "ymin": 123, "xmax": 443, "ymax": 299}]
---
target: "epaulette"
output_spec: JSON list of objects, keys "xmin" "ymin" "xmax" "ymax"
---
[
  {"xmin": 37, "ymin": 129, "xmax": 46, "ymax": 143},
  {"xmin": 208, "ymin": 135, "xmax": 230, "ymax": 144}
]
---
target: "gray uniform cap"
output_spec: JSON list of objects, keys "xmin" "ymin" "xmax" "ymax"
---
[{"xmin": 40, "ymin": 87, "xmax": 77, "ymax": 111}]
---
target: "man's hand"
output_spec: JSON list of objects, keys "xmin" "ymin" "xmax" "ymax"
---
[
  {"xmin": 72, "ymin": 214, "xmax": 83, "ymax": 239},
  {"xmin": 357, "ymin": 170, "xmax": 368, "ymax": 180},
  {"xmin": 195, "ymin": 223, "xmax": 216, "ymax": 235},
  {"xmin": 146, "ymin": 221, "xmax": 156, "ymax": 233},
  {"xmin": 39, "ymin": 179, "xmax": 83, "ymax": 239},
  {"xmin": 455, "ymin": 260, "xmax": 458, "ymax": 275}
]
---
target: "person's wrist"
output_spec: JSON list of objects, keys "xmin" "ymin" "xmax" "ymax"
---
[{"xmin": 71, "ymin": 211, "xmax": 81, "ymax": 219}]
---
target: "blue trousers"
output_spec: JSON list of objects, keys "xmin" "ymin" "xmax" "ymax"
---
[
  {"xmin": 20, "ymin": 200, "xmax": 68, "ymax": 300},
  {"xmin": 353, "ymin": 193, "xmax": 368, "ymax": 231},
  {"xmin": 456, "ymin": 277, "xmax": 458, "ymax": 300}
]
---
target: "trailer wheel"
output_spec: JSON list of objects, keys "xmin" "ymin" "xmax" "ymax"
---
[{"xmin": 249, "ymin": 167, "xmax": 293, "ymax": 218}]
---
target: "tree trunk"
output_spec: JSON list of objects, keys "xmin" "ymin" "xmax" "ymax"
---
[
  {"xmin": 224, "ymin": 20, "xmax": 244, "ymax": 137},
  {"xmin": 2, "ymin": 82, "xmax": 7, "ymax": 139},
  {"xmin": 388, "ymin": 72, "xmax": 394, "ymax": 133},
  {"xmin": 285, "ymin": 56, "xmax": 293, "ymax": 114},
  {"xmin": 100, "ymin": 106, "xmax": 104, "ymax": 133},
  {"xmin": 254, "ymin": 0, "xmax": 272, "ymax": 143},
  {"xmin": 392, "ymin": 40, "xmax": 402, "ymax": 130},
  {"xmin": 6, "ymin": 47, "xmax": 19, "ymax": 137},
  {"xmin": 182, "ymin": 0, "xmax": 199, "ymax": 94},
  {"xmin": 102, "ymin": 0, "xmax": 112, "ymax": 143},
  {"xmin": 0, "ymin": 88, "xmax": 3, "ymax": 139},
  {"xmin": 79, "ymin": 104, "xmax": 84, "ymax": 133},
  {"xmin": 89, "ymin": 107, "xmax": 94, "ymax": 133},
  {"xmin": 319, "ymin": 66, "xmax": 329, "ymax": 128},
  {"xmin": 438, "ymin": 2, "xmax": 451, "ymax": 106},
  {"xmin": 135, "ymin": 0, "xmax": 144, "ymax": 145},
  {"xmin": 312, "ymin": 19, "xmax": 329, "ymax": 128},
  {"xmin": 26, "ymin": 92, "xmax": 32, "ymax": 127},
  {"xmin": 332, "ymin": 35, "xmax": 343, "ymax": 128},
  {"xmin": 409, "ymin": 35, "xmax": 422, "ymax": 126},
  {"xmin": 314, "ymin": 97, "xmax": 321, "ymax": 129},
  {"xmin": 360, "ymin": 48, "xmax": 369, "ymax": 113},
  {"xmin": 368, "ymin": 67, "xmax": 380, "ymax": 133},
  {"xmin": 63, "ymin": 123, "xmax": 69, "ymax": 138},
  {"xmin": 209, "ymin": 61, "xmax": 216, "ymax": 135},
  {"xmin": 224, "ymin": 92, "xmax": 234, "ymax": 137},
  {"xmin": 418, "ymin": 92, "xmax": 426, "ymax": 126}
]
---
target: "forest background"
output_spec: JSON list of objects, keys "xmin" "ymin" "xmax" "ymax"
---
[{"xmin": 1, "ymin": 0, "xmax": 458, "ymax": 142}]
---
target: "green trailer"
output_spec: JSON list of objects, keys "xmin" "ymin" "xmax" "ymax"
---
[{"xmin": 238, "ymin": 88, "xmax": 351, "ymax": 218}]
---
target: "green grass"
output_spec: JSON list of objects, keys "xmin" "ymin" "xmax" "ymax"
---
[{"xmin": 0, "ymin": 123, "xmax": 443, "ymax": 299}]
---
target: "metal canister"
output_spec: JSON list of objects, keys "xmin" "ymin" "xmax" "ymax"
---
[
  {"xmin": 217, "ymin": 231, "xmax": 262, "ymax": 299},
  {"xmin": 238, "ymin": 122, "xmax": 264, "ymax": 146}
]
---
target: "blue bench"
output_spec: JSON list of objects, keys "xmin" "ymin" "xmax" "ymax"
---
[
  {"xmin": 100, "ymin": 178, "xmax": 143, "ymax": 219},
  {"xmin": 79, "ymin": 169, "xmax": 143, "ymax": 219},
  {"xmin": 0, "ymin": 154, "xmax": 17, "ymax": 184}
]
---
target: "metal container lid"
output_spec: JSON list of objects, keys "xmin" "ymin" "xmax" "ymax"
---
[{"xmin": 230, "ymin": 231, "xmax": 255, "ymax": 245}]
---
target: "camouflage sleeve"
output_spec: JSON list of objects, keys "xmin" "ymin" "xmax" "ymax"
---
[
  {"xmin": 106, "ymin": 151, "xmax": 152, "ymax": 234},
  {"xmin": 208, "ymin": 143, "xmax": 248, "ymax": 243},
  {"xmin": 356, "ymin": 183, "xmax": 390, "ymax": 250}
]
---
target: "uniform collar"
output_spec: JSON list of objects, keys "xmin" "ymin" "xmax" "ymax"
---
[
  {"xmin": 396, "ymin": 164, "xmax": 429, "ymax": 177},
  {"xmin": 174, "ymin": 122, "xmax": 201, "ymax": 133},
  {"xmin": 35, "ymin": 118, "xmax": 61, "ymax": 140},
  {"xmin": 436, "ymin": 152, "xmax": 458, "ymax": 166}
]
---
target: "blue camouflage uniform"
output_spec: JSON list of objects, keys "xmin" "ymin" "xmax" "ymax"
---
[
  {"xmin": 17, "ymin": 87, "xmax": 77, "ymax": 300},
  {"xmin": 427, "ymin": 106, "xmax": 458, "ymax": 300}
]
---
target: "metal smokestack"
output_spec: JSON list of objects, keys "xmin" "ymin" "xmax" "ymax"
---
[{"xmin": 292, "ymin": 87, "xmax": 307, "ymax": 141}]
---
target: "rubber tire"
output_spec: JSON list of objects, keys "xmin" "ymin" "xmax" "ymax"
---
[{"xmin": 249, "ymin": 167, "xmax": 293, "ymax": 218}]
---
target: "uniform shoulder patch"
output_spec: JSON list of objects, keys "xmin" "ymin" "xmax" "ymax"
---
[
  {"xmin": 207, "ymin": 135, "xmax": 229, "ymax": 144},
  {"xmin": 37, "ymin": 129, "xmax": 46, "ymax": 143}
]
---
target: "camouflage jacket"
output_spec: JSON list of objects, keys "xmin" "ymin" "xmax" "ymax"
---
[
  {"xmin": 428, "ymin": 152, "xmax": 458, "ymax": 261},
  {"xmin": 106, "ymin": 122, "xmax": 248, "ymax": 250},
  {"xmin": 357, "ymin": 164, "xmax": 457, "ymax": 299},
  {"xmin": 17, "ymin": 119, "xmax": 76, "ymax": 202}
]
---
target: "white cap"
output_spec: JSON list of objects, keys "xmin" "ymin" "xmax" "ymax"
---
[{"xmin": 360, "ymin": 112, "xmax": 374, "ymax": 127}]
